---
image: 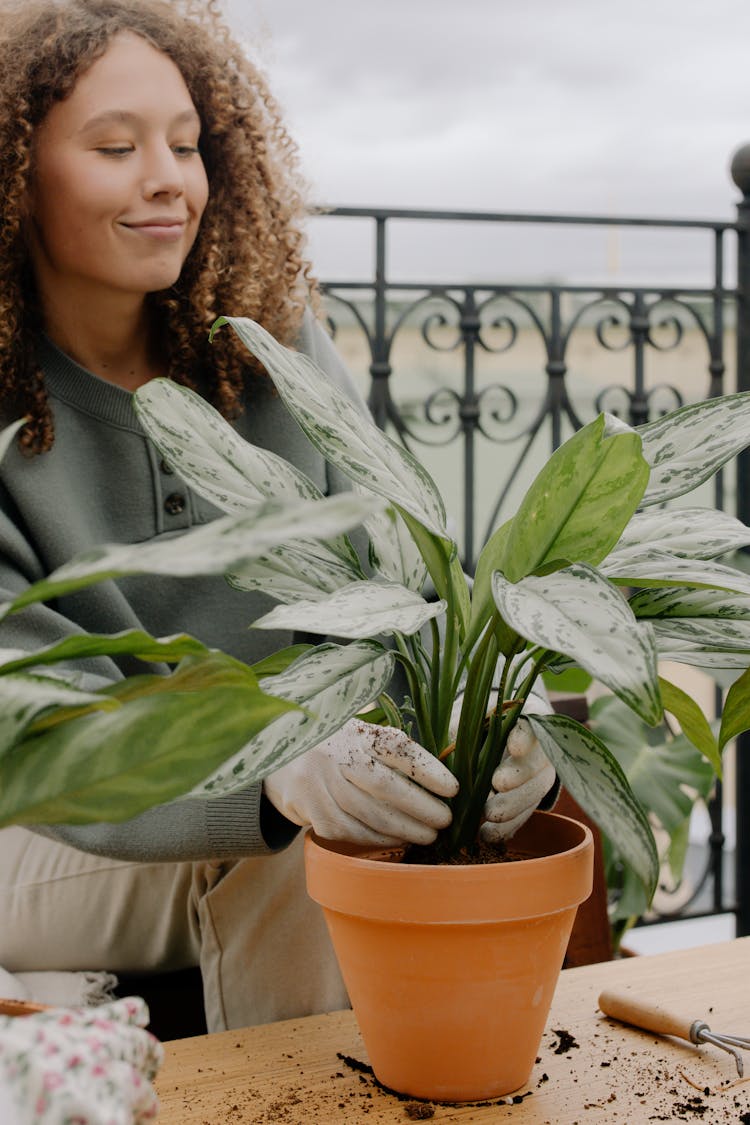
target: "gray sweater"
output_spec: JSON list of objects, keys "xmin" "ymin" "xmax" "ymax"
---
[{"xmin": 0, "ymin": 312, "xmax": 365, "ymax": 862}]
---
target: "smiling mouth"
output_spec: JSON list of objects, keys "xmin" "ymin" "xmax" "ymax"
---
[{"xmin": 120, "ymin": 220, "xmax": 187, "ymax": 241}]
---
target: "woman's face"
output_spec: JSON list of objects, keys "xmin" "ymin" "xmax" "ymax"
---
[{"xmin": 27, "ymin": 31, "xmax": 209, "ymax": 308}]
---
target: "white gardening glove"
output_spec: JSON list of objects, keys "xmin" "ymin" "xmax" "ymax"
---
[
  {"xmin": 480, "ymin": 715, "xmax": 557, "ymax": 843},
  {"xmin": 262, "ymin": 718, "xmax": 459, "ymax": 846},
  {"xmin": 448, "ymin": 686, "xmax": 556, "ymax": 843}
]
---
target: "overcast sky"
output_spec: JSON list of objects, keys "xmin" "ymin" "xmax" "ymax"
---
[{"xmin": 226, "ymin": 0, "xmax": 750, "ymax": 284}]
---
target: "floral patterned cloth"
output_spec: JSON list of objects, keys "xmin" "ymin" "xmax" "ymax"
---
[{"xmin": 0, "ymin": 997, "xmax": 163, "ymax": 1124}]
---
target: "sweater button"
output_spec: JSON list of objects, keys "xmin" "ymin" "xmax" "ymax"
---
[
  {"xmin": 160, "ymin": 459, "xmax": 175, "ymax": 475},
  {"xmin": 164, "ymin": 492, "xmax": 186, "ymax": 515}
]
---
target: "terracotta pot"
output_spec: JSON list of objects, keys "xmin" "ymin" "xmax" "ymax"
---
[
  {"xmin": 304, "ymin": 810, "xmax": 594, "ymax": 1102},
  {"xmin": 0, "ymin": 999, "xmax": 47, "ymax": 1018}
]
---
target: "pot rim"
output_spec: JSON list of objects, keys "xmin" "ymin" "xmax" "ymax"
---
[{"xmin": 305, "ymin": 810, "xmax": 595, "ymax": 923}]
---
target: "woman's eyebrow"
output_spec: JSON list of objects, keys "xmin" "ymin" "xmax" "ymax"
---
[{"xmin": 77, "ymin": 108, "xmax": 201, "ymax": 135}]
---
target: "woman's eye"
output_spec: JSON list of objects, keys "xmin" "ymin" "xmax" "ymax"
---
[
  {"xmin": 172, "ymin": 144, "xmax": 200, "ymax": 157},
  {"xmin": 96, "ymin": 146, "xmax": 133, "ymax": 157}
]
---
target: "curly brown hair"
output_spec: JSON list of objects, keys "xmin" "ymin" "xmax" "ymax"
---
[{"xmin": 0, "ymin": 0, "xmax": 316, "ymax": 453}]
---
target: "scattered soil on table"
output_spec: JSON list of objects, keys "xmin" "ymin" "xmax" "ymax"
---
[
  {"xmin": 403, "ymin": 1102, "xmax": 435, "ymax": 1119},
  {"xmin": 550, "ymin": 1027, "xmax": 580, "ymax": 1054}
]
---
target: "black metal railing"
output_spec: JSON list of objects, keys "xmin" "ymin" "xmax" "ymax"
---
[{"xmin": 314, "ymin": 144, "xmax": 750, "ymax": 936}]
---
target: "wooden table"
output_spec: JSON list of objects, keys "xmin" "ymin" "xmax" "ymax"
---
[{"xmin": 155, "ymin": 938, "xmax": 750, "ymax": 1123}]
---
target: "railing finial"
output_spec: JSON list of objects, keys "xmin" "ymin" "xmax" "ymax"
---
[{"xmin": 730, "ymin": 143, "xmax": 750, "ymax": 199}]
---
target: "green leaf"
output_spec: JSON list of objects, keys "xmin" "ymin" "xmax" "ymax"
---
[
  {"xmin": 249, "ymin": 645, "xmax": 313, "ymax": 678},
  {"xmin": 214, "ymin": 316, "xmax": 449, "ymax": 538},
  {"xmin": 0, "ymin": 630, "xmax": 212, "ymax": 676},
  {"xmin": 528, "ymin": 712, "xmax": 659, "ymax": 899},
  {"xmin": 499, "ymin": 415, "xmax": 648, "ymax": 583},
  {"xmin": 589, "ymin": 695, "xmax": 715, "ymax": 836},
  {"xmin": 492, "ymin": 563, "xmax": 662, "ymax": 724},
  {"xmin": 0, "ymin": 656, "xmax": 297, "ymax": 826},
  {"xmin": 658, "ymin": 676, "xmax": 721, "ymax": 774},
  {"xmin": 719, "ymin": 666, "xmax": 750, "ymax": 751},
  {"xmin": 636, "ymin": 390, "xmax": 750, "ymax": 506},
  {"xmin": 188, "ymin": 640, "xmax": 395, "ymax": 799},
  {"xmin": 542, "ymin": 666, "xmax": 593, "ymax": 694},
  {"xmin": 0, "ymin": 494, "xmax": 381, "ymax": 619},
  {"xmin": 468, "ymin": 520, "xmax": 513, "ymax": 652},
  {"xmin": 252, "ymin": 580, "xmax": 446, "ymax": 638}
]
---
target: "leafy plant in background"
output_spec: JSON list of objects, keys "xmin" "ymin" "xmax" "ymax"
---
[
  {"xmin": 3, "ymin": 317, "xmax": 750, "ymax": 911},
  {"xmin": 587, "ymin": 693, "xmax": 716, "ymax": 948}
]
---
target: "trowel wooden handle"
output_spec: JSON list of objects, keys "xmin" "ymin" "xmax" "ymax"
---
[{"xmin": 598, "ymin": 990, "xmax": 697, "ymax": 1042}]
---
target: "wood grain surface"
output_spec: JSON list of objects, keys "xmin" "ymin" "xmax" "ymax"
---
[{"xmin": 155, "ymin": 937, "xmax": 750, "ymax": 1123}]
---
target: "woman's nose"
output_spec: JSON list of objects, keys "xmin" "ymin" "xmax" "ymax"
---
[{"xmin": 141, "ymin": 144, "xmax": 184, "ymax": 199}]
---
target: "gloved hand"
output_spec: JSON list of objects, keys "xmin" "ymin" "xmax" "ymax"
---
[
  {"xmin": 448, "ymin": 686, "xmax": 556, "ymax": 843},
  {"xmin": 262, "ymin": 718, "xmax": 459, "ymax": 846},
  {"xmin": 480, "ymin": 715, "xmax": 557, "ymax": 843}
]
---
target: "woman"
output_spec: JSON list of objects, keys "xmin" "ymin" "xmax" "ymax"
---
[{"xmin": 0, "ymin": 0, "xmax": 553, "ymax": 1031}]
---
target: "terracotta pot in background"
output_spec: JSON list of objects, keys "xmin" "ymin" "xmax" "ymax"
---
[{"xmin": 305, "ymin": 810, "xmax": 594, "ymax": 1102}]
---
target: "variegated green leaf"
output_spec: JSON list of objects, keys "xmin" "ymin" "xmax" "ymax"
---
[
  {"xmin": 612, "ymin": 508, "xmax": 750, "ymax": 561},
  {"xmin": 213, "ymin": 316, "xmax": 449, "ymax": 538},
  {"xmin": 188, "ymin": 640, "xmax": 394, "ymax": 798},
  {"xmin": 0, "ymin": 494, "xmax": 381, "ymax": 619},
  {"xmin": 0, "ymin": 675, "xmax": 116, "ymax": 754},
  {"xmin": 227, "ymin": 541, "xmax": 364, "ymax": 603},
  {"xmin": 630, "ymin": 585, "xmax": 750, "ymax": 624},
  {"xmin": 499, "ymin": 414, "xmax": 648, "ymax": 583},
  {"xmin": 601, "ymin": 549, "xmax": 750, "ymax": 595},
  {"xmin": 528, "ymin": 713, "xmax": 659, "ymax": 898},
  {"xmin": 0, "ymin": 653, "xmax": 297, "ymax": 826},
  {"xmin": 652, "ymin": 643, "xmax": 750, "ymax": 666},
  {"xmin": 630, "ymin": 585, "xmax": 750, "ymax": 618},
  {"xmin": 134, "ymin": 378, "xmax": 362, "ymax": 587},
  {"xmin": 630, "ymin": 587, "xmax": 750, "ymax": 668},
  {"xmin": 651, "ymin": 617, "xmax": 750, "ymax": 653},
  {"xmin": 361, "ymin": 494, "xmax": 427, "ymax": 592},
  {"xmin": 636, "ymin": 391, "xmax": 750, "ymax": 506},
  {"xmin": 492, "ymin": 563, "xmax": 662, "ymax": 724},
  {"xmin": 252, "ymin": 580, "xmax": 446, "ymax": 638},
  {"xmin": 134, "ymin": 378, "xmax": 322, "ymax": 510}
]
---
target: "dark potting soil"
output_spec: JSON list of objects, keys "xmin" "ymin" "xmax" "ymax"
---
[
  {"xmin": 402, "ymin": 838, "xmax": 528, "ymax": 866},
  {"xmin": 550, "ymin": 1027, "xmax": 580, "ymax": 1054},
  {"xmin": 335, "ymin": 1052, "xmax": 534, "ymax": 1109}
]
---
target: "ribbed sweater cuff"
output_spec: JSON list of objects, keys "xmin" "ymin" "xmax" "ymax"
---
[{"xmin": 205, "ymin": 784, "xmax": 299, "ymax": 857}]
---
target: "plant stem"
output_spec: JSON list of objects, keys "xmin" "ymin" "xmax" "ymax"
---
[{"xmin": 393, "ymin": 637, "xmax": 436, "ymax": 754}]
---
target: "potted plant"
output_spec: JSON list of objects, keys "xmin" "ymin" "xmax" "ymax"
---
[
  {"xmin": 3, "ymin": 316, "xmax": 750, "ymax": 1100},
  {"xmin": 129, "ymin": 318, "xmax": 750, "ymax": 1101}
]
